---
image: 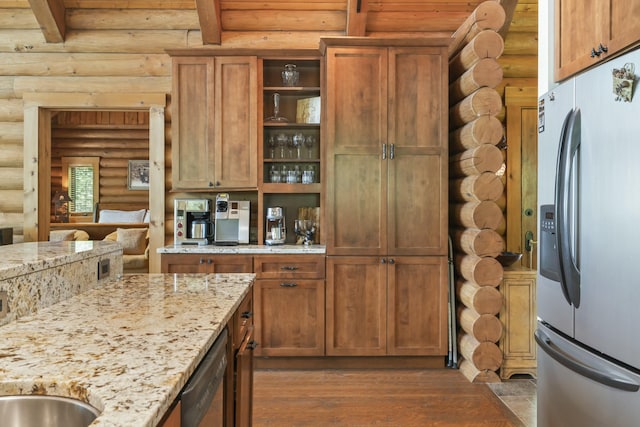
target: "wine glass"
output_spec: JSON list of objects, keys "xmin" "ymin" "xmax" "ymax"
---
[
  {"xmin": 287, "ymin": 135, "xmax": 295, "ymax": 159},
  {"xmin": 276, "ymin": 133, "xmax": 288, "ymax": 159},
  {"xmin": 304, "ymin": 135, "xmax": 316, "ymax": 159},
  {"xmin": 292, "ymin": 133, "xmax": 305, "ymax": 159},
  {"xmin": 268, "ymin": 135, "xmax": 276, "ymax": 159}
]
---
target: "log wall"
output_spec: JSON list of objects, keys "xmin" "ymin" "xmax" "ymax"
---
[
  {"xmin": 0, "ymin": 2, "xmax": 538, "ymax": 251},
  {"xmin": 448, "ymin": 0, "xmax": 507, "ymax": 383},
  {"xmin": 50, "ymin": 111, "xmax": 150, "ymax": 212}
]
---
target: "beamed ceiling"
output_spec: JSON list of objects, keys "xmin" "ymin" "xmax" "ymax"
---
[{"xmin": 23, "ymin": 0, "xmax": 518, "ymax": 45}]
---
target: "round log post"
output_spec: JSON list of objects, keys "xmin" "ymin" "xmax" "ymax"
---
[
  {"xmin": 449, "ymin": 58, "xmax": 504, "ymax": 104},
  {"xmin": 458, "ymin": 306, "xmax": 503, "ymax": 343},
  {"xmin": 450, "ymin": 171, "xmax": 504, "ymax": 202},
  {"xmin": 449, "ymin": 116, "xmax": 504, "ymax": 152},
  {"xmin": 450, "ymin": 201, "xmax": 505, "ymax": 230},
  {"xmin": 449, "ymin": 143, "xmax": 504, "ymax": 177},
  {"xmin": 457, "ymin": 279, "xmax": 503, "ymax": 315},
  {"xmin": 456, "ymin": 254, "xmax": 504, "ymax": 287},
  {"xmin": 459, "ymin": 333, "xmax": 503, "ymax": 371},
  {"xmin": 450, "ymin": 87, "xmax": 502, "ymax": 129},
  {"xmin": 452, "ymin": 227, "xmax": 504, "ymax": 257},
  {"xmin": 450, "ymin": 30, "xmax": 505, "ymax": 78},
  {"xmin": 459, "ymin": 359, "xmax": 501, "ymax": 383}
]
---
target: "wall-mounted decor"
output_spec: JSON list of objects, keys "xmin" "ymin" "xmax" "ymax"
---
[
  {"xmin": 128, "ymin": 160, "xmax": 149, "ymax": 190},
  {"xmin": 612, "ymin": 63, "xmax": 635, "ymax": 102}
]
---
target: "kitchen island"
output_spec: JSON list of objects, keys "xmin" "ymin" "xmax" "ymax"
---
[{"xmin": 0, "ymin": 271, "xmax": 254, "ymax": 426}]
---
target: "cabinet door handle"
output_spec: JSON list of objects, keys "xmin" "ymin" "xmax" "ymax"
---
[
  {"xmin": 241, "ymin": 310, "xmax": 253, "ymax": 319},
  {"xmin": 280, "ymin": 282, "xmax": 298, "ymax": 287},
  {"xmin": 280, "ymin": 266, "xmax": 299, "ymax": 271},
  {"xmin": 381, "ymin": 258, "xmax": 386, "ymax": 264},
  {"xmin": 199, "ymin": 257, "xmax": 205, "ymax": 264},
  {"xmin": 390, "ymin": 143, "xmax": 395, "ymax": 160},
  {"xmin": 388, "ymin": 258, "xmax": 395, "ymax": 264},
  {"xmin": 382, "ymin": 143, "xmax": 387, "ymax": 160},
  {"xmin": 207, "ymin": 259, "xmax": 213, "ymax": 264},
  {"xmin": 248, "ymin": 340, "xmax": 258, "ymax": 350}
]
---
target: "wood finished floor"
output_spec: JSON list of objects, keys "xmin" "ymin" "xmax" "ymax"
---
[{"xmin": 253, "ymin": 369, "xmax": 527, "ymax": 427}]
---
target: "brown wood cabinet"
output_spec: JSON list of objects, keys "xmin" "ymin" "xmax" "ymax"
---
[
  {"xmin": 326, "ymin": 256, "xmax": 448, "ymax": 356},
  {"xmin": 171, "ymin": 55, "xmax": 258, "ymax": 190},
  {"xmin": 322, "ymin": 38, "xmax": 449, "ymax": 257},
  {"xmin": 321, "ymin": 38, "xmax": 449, "ymax": 357},
  {"xmin": 555, "ymin": 0, "xmax": 640, "ymax": 81},
  {"xmin": 499, "ymin": 267, "xmax": 537, "ymax": 380},
  {"xmin": 226, "ymin": 290, "xmax": 255, "ymax": 427},
  {"xmin": 160, "ymin": 254, "xmax": 253, "ymax": 273},
  {"xmin": 253, "ymin": 255, "xmax": 325, "ymax": 356}
]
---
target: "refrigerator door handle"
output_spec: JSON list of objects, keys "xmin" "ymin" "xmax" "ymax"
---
[
  {"xmin": 535, "ymin": 328, "xmax": 640, "ymax": 392},
  {"xmin": 555, "ymin": 108, "xmax": 582, "ymax": 307}
]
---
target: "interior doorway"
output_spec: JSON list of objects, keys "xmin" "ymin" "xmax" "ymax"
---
[{"xmin": 23, "ymin": 92, "xmax": 166, "ymax": 272}]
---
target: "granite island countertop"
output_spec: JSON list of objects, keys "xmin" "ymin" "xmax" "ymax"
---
[
  {"xmin": 158, "ymin": 243, "xmax": 326, "ymax": 255},
  {"xmin": 0, "ymin": 272, "xmax": 254, "ymax": 427}
]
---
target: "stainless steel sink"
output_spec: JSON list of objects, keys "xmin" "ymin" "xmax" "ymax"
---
[{"xmin": 0, "ymin": 395, "xmax": 100, "ymax": 427}]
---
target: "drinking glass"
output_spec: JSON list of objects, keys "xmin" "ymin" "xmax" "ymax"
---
[
  {"xmin": 265, "ymin": 93, "xmax": 288, "ymax": 123},
  {"xmin": 304, "ymin": 135, "xmax": 316, "ymax": 159},
  {"xmin": 276, "ymin": 133, "xmax": 288, "ymax": 159},
  {"xmin": 292, "ymin": 133, "xmax": 305, "ymax": 159},
  {"xmin": 268, "ymin": 135, "xmax": 276, "ymax": 159}
]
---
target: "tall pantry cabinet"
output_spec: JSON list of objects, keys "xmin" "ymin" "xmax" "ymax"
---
[{"xmin": 321, "ymin": 38, "xmax": 449, "ymax": 356}]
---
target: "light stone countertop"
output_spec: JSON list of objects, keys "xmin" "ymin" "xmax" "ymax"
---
[
  {"xmin": 0, "ymin": 272, "xmax": 254, "ymax": 427},
  {"xmin": 157, "ymin": 243, "xmax": 326, "ymax": 254},
  {"xmin": 0, "ymin": 240, "xmax": 121, "ymax": 281}
]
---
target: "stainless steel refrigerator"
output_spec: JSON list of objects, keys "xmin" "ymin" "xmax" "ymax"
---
[{"xmin": 537, "ymin": 47, "xmax": 640, "ymax": 426}]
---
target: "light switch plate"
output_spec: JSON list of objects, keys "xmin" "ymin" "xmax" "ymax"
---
[{"xmin": 98, "ymin": 258, "xmax": 110, "ymax": 280}]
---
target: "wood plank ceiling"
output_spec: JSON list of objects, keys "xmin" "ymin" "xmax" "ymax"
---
[{"xmin": 25, "ymin": 0, "xmax": 518, "ymax": 45}]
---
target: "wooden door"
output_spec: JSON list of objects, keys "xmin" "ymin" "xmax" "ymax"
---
[
  {"xmin": 505, "ymin": 87, "xmax": 538, "ymax": 270},
  {"xmin": 324, "ymin": 47, "xmax": 388, "ymax": 256},
  {"xmin": 387, "ymin": 47, "xmax": 448, "ymax": 256},
  {"xmin": 214, "ymin": 56, "xmax": 258, "ymax": 189},
  {"xmin": 387, "ymin": 256, "xmax": 448, "ymax": 355},
  {"xmin": 253, "ymin": 279, "xmax": 325, "ymax": 356},
  {"xmin": 171, "ymin": 57, "xmax": 216, "ymax": 189},
  {"xmin": 555, "ymin": 0, "xmax": 607, "ymax": 80},
  {"xmin": 160, "ymin": 254, "xmax": 252, "ymax": 273},
  {"xmin": 325, "ymin": 256, "xmax": 387, "ymax": 355}
]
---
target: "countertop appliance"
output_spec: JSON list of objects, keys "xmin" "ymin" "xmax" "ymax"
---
[
  {"xmin": 537, "ymin": 48, "xmax": 640, "ymax": 426},
  {"xmin": 174, "ymin": 199, "xmax": 213, "ymax": 246},
  {"xmin": 265, "ymin": 207, "xmax": 286, "ymax": 245},
  {"xmin": 213, "ymin": 194, "xmax": 250, "ymax": 245},
  {"xmin": 181, "ymin": 328, "xmax": 227, "ymax": 427}
]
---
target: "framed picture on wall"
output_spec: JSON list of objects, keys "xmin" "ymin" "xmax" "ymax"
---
[{"xmin": 128, "ymin": 160, "xmax": 150, "ymax": 190}]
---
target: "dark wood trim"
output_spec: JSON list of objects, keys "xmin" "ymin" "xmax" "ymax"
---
[{"xmin": 254, "ymin": 356, "xmax": 445, "ymax": 370}]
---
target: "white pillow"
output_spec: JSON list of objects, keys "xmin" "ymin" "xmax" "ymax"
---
[
  {"xmin": 98, "ymin": 209, "xmax": 146, "ymax": 223},
  {"xmin": 143, "ymin": 209, "xmax": 151, "ymax": 223}
]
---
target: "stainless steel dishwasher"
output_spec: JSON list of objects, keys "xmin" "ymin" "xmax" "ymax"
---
[{"xmin": 181, "ymin": 328, "xmax": 228, "ymax": 427}]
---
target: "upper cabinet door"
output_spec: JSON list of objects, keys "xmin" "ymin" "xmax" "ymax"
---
[
  {"xmin": 171, "ymin": 56, "xmax": 257, "ymax": 190},
  {"xmin": 555, "ymin": 0, "xmax": 640, "ymax": 81},
  {"xmin": 171, "ymin": 57, "xmax": 216, "ymax": 190},
  {"xmin": 324, "ymin": 47, "xmax": 388, "ymax": 255},
  {"xmin": 387, "ymin": 47, "xmax": 448, "ymax": 256},
  {"xmin": 214, "ymin": 57, "xmax": 258, "ymax": 189}
]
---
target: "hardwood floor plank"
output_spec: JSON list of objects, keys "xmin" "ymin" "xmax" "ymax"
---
[{"xmin": 253, "ymin": 369, "xmax": 525, "ymax": 426}]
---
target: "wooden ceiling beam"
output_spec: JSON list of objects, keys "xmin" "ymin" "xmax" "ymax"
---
[
  {"xmin": 196, "ymin": 0, "xmax": 222, "ymax": 45},
  {"xmin": 27, "ymin": 0, "xmax": 66, "ymax": 43},
  {"xmin": 346, "ymin": 0, "xmax": 368, "ymax": 36}
]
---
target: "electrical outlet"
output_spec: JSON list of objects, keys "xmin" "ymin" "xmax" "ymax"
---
[
  {"xmin": 0, "ymin": 290, "xmax": 8, "ymax": 319},
  {"xmin": 98, "ymin": 258, "xmax": 110, "ymax": 280}
]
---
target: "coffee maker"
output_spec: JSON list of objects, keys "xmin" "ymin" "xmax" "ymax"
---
[
  {"xmin": 214, "ymin": 193, "xmax": 250, "ymax": 245},
  {"xmin": 265, "ymin": 207, "xmax": 286, "ymax": 245},
  {"xmin": 174, "ymin": 198, "xmax": 213, "ymax": 245}
]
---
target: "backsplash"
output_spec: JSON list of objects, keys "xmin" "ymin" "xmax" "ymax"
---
[{"xmin": 0, "ymin": 241, "xmax": 123, "ymax": 326}]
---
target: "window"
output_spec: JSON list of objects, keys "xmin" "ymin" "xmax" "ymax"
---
[{"xmin": 61, "ymin": 157, "xmax": 100, "ymax": 215}]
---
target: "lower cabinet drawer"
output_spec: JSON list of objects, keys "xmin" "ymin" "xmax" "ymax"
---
[
  {"xmin": 253, "ymin": 279, "xmax": 325, "ymax": 356},
  {"xmin": 253, "ymin": 255, "xmax": 325, "ymax": 279}
]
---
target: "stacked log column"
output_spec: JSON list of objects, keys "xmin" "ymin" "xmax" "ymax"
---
[{"xmin": 448, "ymin": 1, "xmax": 506, "ymax": 383}]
